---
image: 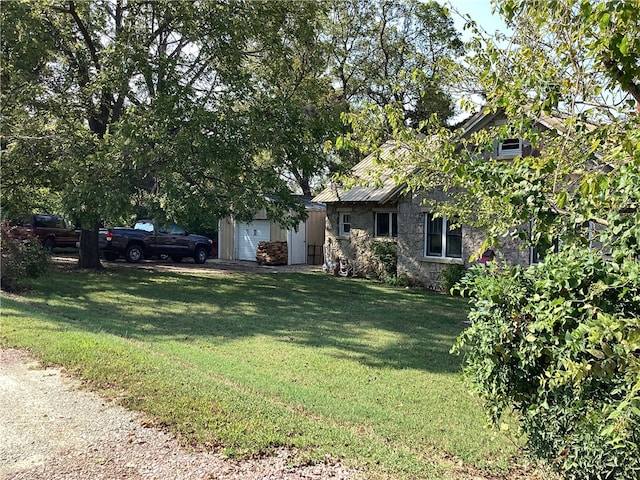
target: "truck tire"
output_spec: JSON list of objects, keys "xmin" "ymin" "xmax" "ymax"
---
[
  {"xmin": 194, "ymin": 246, "xmax": 208, "ymax": 264},
  {"xmin": 125, "ymin": 244, "xmax": 144, "ymax": 263}
]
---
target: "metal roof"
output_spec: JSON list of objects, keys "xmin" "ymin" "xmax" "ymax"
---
[{"xmin": 312, "ymin": 141, "xmax": 410, "ymax": 204}]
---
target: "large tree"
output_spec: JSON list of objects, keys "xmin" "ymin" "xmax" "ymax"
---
[
  {"xmin": 327, "ymin": 0, "xmax": 463, "ymax": 124},
  {"xmin": 1, "ymin": 0, "xmax": 309, "ymax": 268},
  {"xmin": 246, "ymin": 0, "xmax": 465, "ymax": 196},
  {"xmin": 1, "ymin": 0, "xmax": 464, "ymax": 266},
  {"xmin": 346, "ymin": 0, "xmax": 639, "ymax": 478}
]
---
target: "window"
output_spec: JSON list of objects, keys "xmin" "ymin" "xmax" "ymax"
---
[
  {"xmin": 530, "ymin": 237, "xmax": 560, "ymax": 264},
  {"xmin": 134, "ymin": 221, "xmax": 154, "ymax": 232},
  {"xmin": 425, "ymin": 214, "xmax": 462, "ymax": 258},
  {"xmin": 168, "ymin": 224, "xmax": 186, "ymax": 235},
  {"xmin": 35, "ymin": 215, "xmax": 58, "ymax": 228},
  {"xmin": 339, "ymin": 213, "xmax": 351, "ymax": 237},
  {"xmin": 497, "ymin": 138, "xmax": 522, "ymax": 157},
  {"xmin": 375, "ymin": 212, "xmax": 397, "ymax": 238}
]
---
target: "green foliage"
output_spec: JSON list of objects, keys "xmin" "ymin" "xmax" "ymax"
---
[
  {"xmin": 384, "ymin": 274, "xmax": 411, "ymax": 288},
  {"xmin": 371, "ymin": 240, "xmax": 397, "ymax": 279},
  {"xmin": 440, "ymin": 263, "xmax": 467, "ymax": 294},
  {"xmin": 0, "ymin": 225, "xmax": 51, "ymax": 292},
  {"xmin": 326, "ymin": 0, "xmax": 463, "ymax": 130},
  {"xmin": 454, "ymin": 246, "xmax": 640, "ymax": 479},
  {"xmin": 1, "ymin": 0, "xmax": 464, "ymax": 269},
  {"xmin": 343, "ymin": 1, "xmax": 640, "ymax": 477}
]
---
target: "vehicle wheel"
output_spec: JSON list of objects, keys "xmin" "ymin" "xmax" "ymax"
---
[
  {"xmin": 170, "ymin": 255, "xmax": 183, "ymax": 263},
  {"xmin": 43, "ymin": 238, "xmax": 54, "ymax": 253},
  {"xmin": 103, "ymin": 252, "xmax": 118, "ymax": 262},
  {"xmin": 124, "ymin": 244, "xmax": 143, "ymax": 263},
  {"xmin": 194, "ymin": 246, "xmax": 208, "ymax": 264}
]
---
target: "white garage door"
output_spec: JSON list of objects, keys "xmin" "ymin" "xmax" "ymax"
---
[{"xmin": 237, "ymin": 221, "xmax": 270, "ymax": 261}]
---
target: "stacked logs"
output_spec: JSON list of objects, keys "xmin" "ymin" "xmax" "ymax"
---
[{"xmin": 256, "ymin": 241, "xmax": 288, "ymax": 265}]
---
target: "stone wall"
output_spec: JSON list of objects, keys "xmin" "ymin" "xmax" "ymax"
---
[
  {"xmin": 323, "ymin": 202, "xmax": 389, "ymax": 278},
  {"xmin": 323, "ymin": 193, "xmax": 533, "ymax": 289},
  {"xmin": 396, "ymin": 193, "xmax": 532, "ymax": 289}
]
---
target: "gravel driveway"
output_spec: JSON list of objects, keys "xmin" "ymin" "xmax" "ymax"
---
[{"xmin": 0, "ymin": 349, "xmax": 357, "ymax": 480}]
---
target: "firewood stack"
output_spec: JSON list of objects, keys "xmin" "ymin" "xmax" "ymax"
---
[{"xmin": 256, "ymin": 241, "xmax": 288, "ymax": 265}]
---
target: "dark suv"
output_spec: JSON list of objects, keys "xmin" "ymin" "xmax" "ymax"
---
[{"xmin": 9, "ymin": 214, "xmax": 79, "ymax": 252}]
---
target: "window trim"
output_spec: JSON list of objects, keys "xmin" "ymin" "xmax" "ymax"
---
[
  {"xmin": 530, "ymin": 236, "xmax": 560, "ymax": 265},
  {"xmin": 497, "ymin": 138, "xmax": 523, "ymax": 158},
  {"xmin": 424, "ymin": 213, "xmax": 462, "ymax": 259},
  {"xmin": 339, "ymin": 212, "xmax": 351, "ymax": 237}
]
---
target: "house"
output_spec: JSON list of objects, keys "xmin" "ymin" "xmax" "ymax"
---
[
  {"xmin": 312, "ymin": 110, "xmax": 559, "ymax": 288},
  {"xmin": 218, "ymin": 196, "xmax": 326, "ymax": 265}
]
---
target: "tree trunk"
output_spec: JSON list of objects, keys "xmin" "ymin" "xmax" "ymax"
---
[
  {"xmin": 295, "ymin": 174, "xmax": 312, "ymax": 197},
  {"xmin": 77, "ymin": 225, "xmax": 103, "ymax": 269}
]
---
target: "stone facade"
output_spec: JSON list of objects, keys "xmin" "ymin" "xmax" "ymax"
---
[
  {"xmin": 323, "ymin": 201, "xmax": 395, "ymax": 279},
  {"xmin": 314, "ymin": 109, "xmax": 556, "ymax": 289},
  {"xmin": 323, "ymin": 192, "xmax": 532, "ymax": 290},
  {"xmin": 396, "ymin": 193, "xmax": 483, "ymax": 289}
]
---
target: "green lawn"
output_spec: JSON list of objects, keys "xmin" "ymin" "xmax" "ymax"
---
[{"xmin": 0, "ymin": 265, "xmax": 532, "ymax": 479}]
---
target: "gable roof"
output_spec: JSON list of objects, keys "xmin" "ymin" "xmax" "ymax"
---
[
  {"xmin": 314, "ymin": 109, "xmax": 598, "ymax": 204},
  {"xmin": 312, "ymin": 141, "xmax": 409, "ymax": 204},
  {"xmin": 458, "ymin": 107, "xmax": 598, "ymax": 139}
]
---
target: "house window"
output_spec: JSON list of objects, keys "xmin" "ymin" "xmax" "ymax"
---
[
  {"xmin": 530, "ymin": 237, "xmax": 560, "ymax": 264},
  {"xmin": 375, "ymin": 212, "xmax": 397, "ymax": 238},
  {"xmin": 497, "ymin": 138, "xmax": 522, "ymax": 157},
  {"xmin": 339, "ymin": 213, "xmax": 351, "ymax": 237},
  {"xmin": 425, "ymin": 213, "xmax": 462, "ymax": 258}
]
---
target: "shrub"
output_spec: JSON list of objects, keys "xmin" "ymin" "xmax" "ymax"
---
[
  {"xmin": 453, "ymin": 249, "xmax": 640, "ymax": 480},
  {"xmin": 1, "ymin": 224, "xmax": 51, "ymax": 292},
  {"xmin": 440, "ymin": 263, "xmax": 467, "ymax": 294},
  {"xmin": 371, "ymin": 240, "xmax": 397, "ymax": 280},
  {"xmin": 384, "ymin": 274, "xmax": 410, "ymax": 287}
]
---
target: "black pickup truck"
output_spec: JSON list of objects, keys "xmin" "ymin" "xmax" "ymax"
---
[{"xmin": 99, "ymin": 220, "xmax": 213, "ymax": 264}]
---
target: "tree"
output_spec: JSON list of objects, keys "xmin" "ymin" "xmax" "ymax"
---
[
  {"xmin": 239, "ymin": 1, "xmax": 348, "ymax": 196},
  {"xmin": 244, "ymin": 0, "xmax": 465, "ymax": 196},
  {"xmin": 1, "ymin": 0, "xmax": 308, "ymax": 268},
  {"xmin": 327, "ymin": 0, "xmax": 463, "ymax": 124},
  {"xmin": 345, "ymin": 0, "xmax": 639, "ymax": 478}
]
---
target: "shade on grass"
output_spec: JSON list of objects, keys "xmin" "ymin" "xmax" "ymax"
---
[{"xmin": 1, "ymin": 267, "xmax": 525, "ymax": 479}]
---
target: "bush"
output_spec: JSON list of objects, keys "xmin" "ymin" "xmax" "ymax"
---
[
  {"xmin": 371, "ymin": 240, "xmax": 397, "ymax": 280},
  {"xmin": 453, "ymin": 249, "xmax": 640, "ymax": 480},
  {"xmin": 384, "ymin": 274, "xmax": 410, "ymax": 288},
  {"xmin": 440, "ymin": 263, "xmax": 467, "ymax": 294},
  {"xmin": 1, "ymin": 224, "xmax": 51, "ymax": 292}
]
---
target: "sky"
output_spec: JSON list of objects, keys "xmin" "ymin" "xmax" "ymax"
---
[{"xmin": 441, "ymin": 0, "xmax": 510, "ymax": 40}]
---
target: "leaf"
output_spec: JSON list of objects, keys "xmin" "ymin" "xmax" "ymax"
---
[
  {"xmin": 619, "ymin": 36, "xmax": 629, "ymax": 55},
  {"xmin": 557, "ymin": 190, "xmax": 567, "ymax": 209},
  {"xmin": 587, "ymin": 348, "xmax": 605, "ymax": 359}
]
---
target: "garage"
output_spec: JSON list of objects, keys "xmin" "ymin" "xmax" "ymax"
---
[
  {"xmin": 236, "ymin": 221, "xmax": 270, "ymax": 261},
  {"xmin": 218, "ymin": 196, "xmax": 326, "ymax": 265}
]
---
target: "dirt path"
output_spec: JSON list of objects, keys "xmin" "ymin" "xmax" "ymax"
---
[{"xmin": 0, "ymin": 349, "xmax": 356, "ymax": 480}]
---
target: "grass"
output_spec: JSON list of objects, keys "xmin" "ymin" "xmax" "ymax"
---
[{"xmin": 0, "ymin": 265, "xmax": 530, "ymax": 479}]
